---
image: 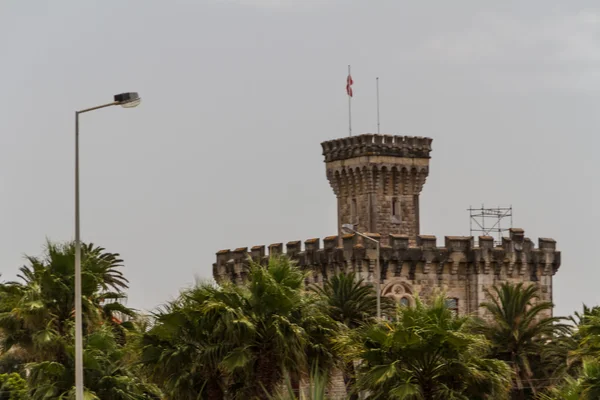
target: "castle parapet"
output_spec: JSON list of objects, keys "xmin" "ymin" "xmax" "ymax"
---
[
  {"xmin": 213, "ymin": 228, "xmax": 561, "ymax": 285},
  {"xmin": 321, "ymin": 134, "xmax": 433, "ymax": 162}
]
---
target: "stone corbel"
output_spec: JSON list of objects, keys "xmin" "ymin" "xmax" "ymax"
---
[
  {"xmin": 423, "ymin": 261, "xmax": 431, "ymax": 274},
  {"xmin": 346, "ymin": 260, "xmax": 353, "ymax": 275},
  {"xmin": 518, "ymin": 254, "xmax": 527, "ymax": 275},
  {"xmin": 437, "ymin": 262, "xmax": 445, "ymax": 275},
  {"xmin": 507, "ymin": 261, "xmax": 515, "ymax": 276},
  {"xmin": 368, "ymin": 259, "xmax": 376, "ymax": 282},
  {"xmin": 484, "ymin": 261, "xmax": 491, "ymax": 274},
  {"xmin": 451, "ymin": 260, "xmax": 460, "ymax": 275}
]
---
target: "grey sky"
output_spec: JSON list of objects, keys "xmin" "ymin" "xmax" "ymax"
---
[{"xmin": 1, "ymin": 0, "xmax": 598, "ymax": 317}]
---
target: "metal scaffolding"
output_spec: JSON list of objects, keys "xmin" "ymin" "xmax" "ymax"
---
[{"xmin": 468, "ymin": 205, "xmax": 513, "ymax": 245}]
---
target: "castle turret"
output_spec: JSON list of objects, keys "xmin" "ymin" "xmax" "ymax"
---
[{"xmin": 321, "ymin": 134, "xmax": 432, "ymax": 243}]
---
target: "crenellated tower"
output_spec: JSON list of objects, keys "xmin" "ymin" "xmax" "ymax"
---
[
  {"xmin": 213, "ymin": 132, "xmax": 561, "ymax": 321},
  {"xmin": 321, "ymin": 134, "xmax": 432, "ymax": 243}
]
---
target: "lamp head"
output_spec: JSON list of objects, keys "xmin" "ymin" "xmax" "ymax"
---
[
  {"xmin": 114, "ymin": 92, "xmax": 141, "ymax": 108},
  {"xmin": 341, "ymin": 223, "xmax": 356, "ymax": 234}
]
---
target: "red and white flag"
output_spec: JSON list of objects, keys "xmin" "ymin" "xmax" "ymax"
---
[{"xmin": 346, "ymin": 74, "xmax": 354, "ymax": 97}]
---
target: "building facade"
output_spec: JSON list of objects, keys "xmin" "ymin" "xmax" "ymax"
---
[{"xmin": 212, "ymin": 133, "xmax": 561, "ymax": 318}]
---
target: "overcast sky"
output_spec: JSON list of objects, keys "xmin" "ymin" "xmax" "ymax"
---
[{"xmin": 1, "ymin": 0, "xmax": 599, "ymax": 317}]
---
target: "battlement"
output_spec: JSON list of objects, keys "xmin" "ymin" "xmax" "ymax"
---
[
  {"xmin": 321, "ymin": 134, "xmax": 433, "ymax": 162},
  {"xmin": 213, "ymin": 228, "xmax": 561, "ymax": 284}
]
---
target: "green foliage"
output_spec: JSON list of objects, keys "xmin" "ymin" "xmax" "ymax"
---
[
  {"xmin": 0, "ymin": 241, "xmax": 160, "ymax": 399},
  {"xmin": 142, "ymin": 256, "xmax": 335, "ymax": 399},
  {"xmin": 312, "ymin": 272, "xmax": 395, "ymax": 399},
  {"xmin": 0, "ymin": 373, "xmax": 26, "ymax": 400},
  {"xmin": 5, "ymin": 240, "xmax": 600, "ymax": 400},
  {"xmin": 312, "ymin": 272, "xmax": 394, "ymax": 329},
  {"xmin": 264, "ymin": 364, "xmax": 329, "ymax": 400},
  {"xmin": 537, "ymin": 305, "xmax": 600, "ymax": 400},
  {"xmin": 351, "ymin": 295, "xmax": 512, "ymax": 399},
  {"xmin": 473, "ymin": 282, "xmax": 570, "ymax": 397}
]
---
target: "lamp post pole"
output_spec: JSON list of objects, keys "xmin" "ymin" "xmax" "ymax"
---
[
  {"xmin": 341, "ymin": 224, "xmax": 381, "ymax": 319},
  {"xmin": 74, "ymin": 93, "xmax": 141, "ymax": 400}
]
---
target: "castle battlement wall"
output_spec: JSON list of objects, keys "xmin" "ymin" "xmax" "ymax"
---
[
  {"xmin": 213, "ymin": 228, "xmax": 560, "ymax": 286},
  {"xmin": 212, "ymin": 131, "xmax": 561, "ymax": 323}
]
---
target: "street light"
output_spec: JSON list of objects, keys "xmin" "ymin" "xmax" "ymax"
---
[
  {"xmin": 74, "ymin": 92, "xmax": 141, "ymax": 400},
  {"xmin": 341, "ymin": 223, "xmax": 381, "ymax": 319}
]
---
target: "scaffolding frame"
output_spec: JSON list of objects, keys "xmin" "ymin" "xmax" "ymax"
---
[{"xmin": 468, "ymin": 205, "xmax": 513, "ymax": 245}]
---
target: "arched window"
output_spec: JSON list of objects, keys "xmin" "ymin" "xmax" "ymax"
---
[{"xmin": 400, "ymin": 297, "xmax": 410, "ymax": 307}]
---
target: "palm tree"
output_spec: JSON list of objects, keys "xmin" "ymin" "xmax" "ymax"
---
[
  {"xmin": 141, "ymin": 283, "xmax": 239, "ymax": 400},
  {"xmin": 537, "ymin": 305, "xmax": 600, "ymax": 400},
  {"xmin": 0, "ymin": 241, "xmax": 132, "ymax": 364},
  {"xmin": 537, "ymin": 358, "xmax": 600, "ymax": 400},
  {"xmin": 312, "ymin": 272, "xmax": 394, "ymax": 399},
  {"xmin": 351, "ymin": 295, "xmax": 512, "ymax": 399},
  {"xmin": 143, "ymin": 256, "xmax": 329, "ymax": 399},
  {"xmin": 0, "ymin": 240, "xmax": 152, "ymax": 398},
  {"xmin": 265, "ymin": 364, "xmax": 329, "ymax": 400},
  {"xmin": 312, "ymin": 273, "xmax": 382, "ymax": 328},
  {"xmin": 26, "ymin": 324, "xmax": 161, "ymax": 399},
  {"xmin": 474, "ymin": 282, "xmax": 569, "ymax": 399}
]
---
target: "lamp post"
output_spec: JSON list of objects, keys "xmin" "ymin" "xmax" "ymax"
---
[
  {"xmin": 341, "ymin": 224, "xmax": 381, "ymax": 319},
  {"xmin": 74, "ymin": 92, "xmax": 141, "ymax": 400}
]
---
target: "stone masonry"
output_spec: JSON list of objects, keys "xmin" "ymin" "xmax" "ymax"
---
[
  {"xmin": 212, "ymin": 133, "xmax": 560, "ymax": 399},
  {"xmin": 213, "ymin": 133, "xmax": 561, "ymax": 320},
  {"xmin": 322, "ymin": 134, "xmax": 431, "ymax": 244}
]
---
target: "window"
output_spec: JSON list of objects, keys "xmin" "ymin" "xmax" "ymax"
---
[
  {"xmin": 351, "ymin": 198, "xmax": 357, "ymax": 222},
  {"xmin": 391, "ymin": 197, "xmax": 401, "ymax": 223},
  {"xmin": 445, "ymin": 298, "xmax": 459, "ymax": 316},
  {"xmin": 400, "ymin": 297, "xmax": 410, "ymax": 307}
]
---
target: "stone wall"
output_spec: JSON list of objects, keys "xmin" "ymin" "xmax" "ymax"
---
[{"xmin": 213, "ymin": 228, "xmax": 560, "ymax": 319}]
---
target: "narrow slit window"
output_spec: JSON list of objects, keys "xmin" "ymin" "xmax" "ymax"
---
[
  {"xmin": 392, "ymin": 197, "xmax": 401, "ymax": 222},
  {"xmin": 351, "ymin": 198, "xmax": 357, "ymax": 222}
]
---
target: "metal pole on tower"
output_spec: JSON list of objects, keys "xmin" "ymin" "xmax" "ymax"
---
[{"xmin": 376, "ymin": 77, "xmax": 380, "ymax": 134}]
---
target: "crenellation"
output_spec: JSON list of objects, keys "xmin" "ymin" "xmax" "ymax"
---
[
  {"xmin": 390, "ymin": 234, "xmax": 410, "ymax": 250},
  {"xmin": 213, "ymin": 231, "xmax": 560, "ymax": 298},
  {"xmin": 305, "ymin": 238, "xmax": 320, "ymax": 252},
  {"xmin": 418, "ymin": 235, "xmax": 437, "ymax": 249},
  {"xmin": 286, "ymin": 241, "xmax": 302, "ymax": 258},
  {"xmin": 250, "ymin": 245, "xmax": 265, "ymax": 261},
  {"xmin": 539, "ymin": 238, "xmax": 556, "ymax": 250},
  {"xmin": 445, "ymin": 236, "xmax": 473, "ymax": 253},
  {"xmin": 269, "ymin": 243, "xmax": 283, "ymax": 256},
  {"xmin": 321, "ymin": 134, "xmax": 433, "ymax": 162},
  {"xmin": 323, "ymin": 235, "xmax": 338, "ymax": 250}
]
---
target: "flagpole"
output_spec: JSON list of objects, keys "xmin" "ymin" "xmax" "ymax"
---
[
  {"xmin": 376, "ymin": 77, "xmax": 380, "ymax": 134},
  {"xmin": 348, "ymin": 65, "xmax": 352, "ymax": 136}
]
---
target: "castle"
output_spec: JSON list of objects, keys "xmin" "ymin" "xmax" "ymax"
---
[{"xmin": 213, "ymin": 133, "xmax": 560, "ymax": 318}]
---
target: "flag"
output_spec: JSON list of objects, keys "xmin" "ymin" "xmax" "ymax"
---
[{"xmin": 346, "ymin": 74, "xmax": 354, "ymax": 97}]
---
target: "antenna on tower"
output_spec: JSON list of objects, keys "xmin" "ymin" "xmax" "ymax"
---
[{"xmin": 467, "ymin": 205, "xmax": 513, "ymax": 245}]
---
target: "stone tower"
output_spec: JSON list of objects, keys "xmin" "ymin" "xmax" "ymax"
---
[
  {"xmin": 321, "ymin": 134, "xmax": 432, "ymax": 243},
  {"xmin": 213, "ymin": 132, "xmax": 560, "ymax": 320}
]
